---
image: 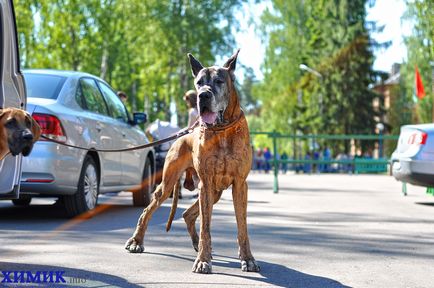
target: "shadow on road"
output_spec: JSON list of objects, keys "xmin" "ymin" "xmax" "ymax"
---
[
  {"xmin": 415, "ymin": 201, "xmax": 434, "ymax": 207},
  {"xmin": 0, "ymin": 262, "xmax": 141, "ymax": 288},
  {"xmin": 141, "ymin": 252, "xmax": 349, "ymax": 287},
  {"xmin": 0, "ymin": 202, "xmax": 182, "ymax": 232},
  {"xmin": 255, "ymin": 261, "xmax": 349, "ymax": 288}
]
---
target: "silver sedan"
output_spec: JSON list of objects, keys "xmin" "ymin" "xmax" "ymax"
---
[
  {"xmin": 19, "ymin": 69, "xmax": 155, "ymax": 216},
  {"xmin": 391, "ymin": 123, "xmax": 434, "ymax": 187}
]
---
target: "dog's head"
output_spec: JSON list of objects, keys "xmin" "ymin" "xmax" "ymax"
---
[
  {"xmin": 0, "ymin": 108, "xmax": 41, "ymax": 157},
  {"xmin": 188, "ymin": 49, "xmax": 240, "ymax": 126}
]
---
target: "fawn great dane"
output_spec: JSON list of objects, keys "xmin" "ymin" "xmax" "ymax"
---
[
  {"xmin": 0, "ymin": 108, "xmax": 41, "ymax": 160},
  {"xmin": 125, "ymin": 50, "xmax": 260, "ymax": 274}
]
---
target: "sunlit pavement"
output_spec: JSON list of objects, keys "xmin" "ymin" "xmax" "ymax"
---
[{"xmin": 0, "ymin": 173, "xmax": 433, "ymax": 287}]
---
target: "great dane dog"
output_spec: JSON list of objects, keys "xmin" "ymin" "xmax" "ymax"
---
[
  {"xmin": 0, "ymin": 108, "xmax": 41, "ymax": 161},
  {"xmin": 125, "ymin": 50, "xmax": 260, "ymax": 274}
]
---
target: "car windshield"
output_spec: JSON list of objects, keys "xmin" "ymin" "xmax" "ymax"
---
[{"xmin": 24, "ymin": 73, "xmax": 66, "ymax": 99}]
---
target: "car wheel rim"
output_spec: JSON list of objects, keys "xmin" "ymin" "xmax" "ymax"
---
[{"xmin": 84, "ymin": 164, "xmax": 98, "ymax": 209}]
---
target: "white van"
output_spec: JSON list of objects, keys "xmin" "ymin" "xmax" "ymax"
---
[{"xmin": 0, "ymin": 0, "xmax": 27, "ymax": 200}]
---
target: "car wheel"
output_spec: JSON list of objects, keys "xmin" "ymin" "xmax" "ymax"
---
[
  {"xmin": 12, "ymin": 196, "xmax": 31, "ymax": 206},
  {"xmin": 133, "ymin": 157, "xmax": 153, "ymax": 207},
  {"xmin": 63, "ymin": 155, "xmax": 99, "ymax": 217}
]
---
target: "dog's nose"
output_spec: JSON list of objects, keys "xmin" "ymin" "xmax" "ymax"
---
[
  {"xmin": 198, "ymin": 91, "xmax": 212, "ymax": 100},
  {"xmin": 22, "ymin": 131, "xmax": 34, "ymax": 141}
]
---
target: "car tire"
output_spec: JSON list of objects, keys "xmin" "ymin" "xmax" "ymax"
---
[
  {"xmin": 12, "ymin": 197, "xmax": 31, "ymax": 206},
  {"xmin": 133, "ymin": 157, "xmax": 153, "ymax": 207},
  {"xmin": 63, "ymin": 155, "xmax": 99, "ymax": 217}
]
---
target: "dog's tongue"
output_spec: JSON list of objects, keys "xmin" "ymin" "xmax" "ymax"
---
[{"xmin": 200, "ymin": 111, "xmax": 217, "ymax": 124}]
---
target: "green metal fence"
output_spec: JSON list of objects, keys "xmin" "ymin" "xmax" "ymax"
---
[{"xmin": 250, "ymin": 131, "xmax": 399, "ymax": 193}]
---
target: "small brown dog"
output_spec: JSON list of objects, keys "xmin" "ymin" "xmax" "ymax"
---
[
  {"xmin": 125, "ymin": 50, "xmax": 260, "ymax": 274},
  {"xmin": 0, "ymin": 107, "xmax": 41, "ymax": 160}
]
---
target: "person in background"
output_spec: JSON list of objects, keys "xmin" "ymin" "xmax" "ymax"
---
[
  {"xmin": 323, "ymin": 146, "xmax": 331, "ymax": 173},
  {"xmin": 183, "ymin": 90, "xmax": 199, "ymax": 197},
  {"xmin": 256, "ymin": 148, "xmax": 264, "ymax": 171},
  {"xmin": 117, "ymin": 91, "xmax": 128, "ymax": 103},
  {"xmin": 184, "ymin": 90, "xmax": 199, "ymax": 128},
  {"xmin": 281, "ymin": 151, "xmax": 288, "ymax": 174},
  {"xmin": 263, "ymin": 147, "xmax": 272, "ymax": 173}
]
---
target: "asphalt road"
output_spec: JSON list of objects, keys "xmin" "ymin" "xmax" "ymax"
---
[{"xmin": 1, "ymin": 173, "xmax": 433, "ymax": 288}]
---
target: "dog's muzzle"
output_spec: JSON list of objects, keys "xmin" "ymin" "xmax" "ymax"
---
[
  {"xmin": 198, "ymin": 91, "xmax": 217, "ymax": 125},
  {"xmin": 9, "ymin": 129, "xmax": 35, "ymax": 156}
]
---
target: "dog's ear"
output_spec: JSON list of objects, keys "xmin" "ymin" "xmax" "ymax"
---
[
  {"xmin": 223, "ymin": 49, "xmax": 240, "ymax": 81},
  {"xmin": 187, "ymin": 53, "xmax": 204, "ymax": 78},
  {"xmin": 0, "ymin": 109, "xmax": 7, "ymax": 121},
  {"xmin": 29, "ymin": 115, "xmax": 41, "ymax": 142}
]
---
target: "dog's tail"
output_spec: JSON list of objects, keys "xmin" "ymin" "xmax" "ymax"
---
[{"xmin": 166, "ymin": 180, "xmax": 181, "ymax": 232}]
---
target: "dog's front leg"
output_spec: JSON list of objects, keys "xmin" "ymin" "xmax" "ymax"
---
[
  {"xmin": 232, "ymin": 181, "xmax": 260, "ymax": 272},
  {"xmin": 125, "ymin": 184, "xmax": 166, "ymax": 253},
  {"xmin": 192, "ymin": 183, "xmax": 213, "ymax": 274}
]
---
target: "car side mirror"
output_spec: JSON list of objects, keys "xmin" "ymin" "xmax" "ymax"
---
[{"xmin": 133, "ymin": 112, "xmax": 147, "ymax": 125}]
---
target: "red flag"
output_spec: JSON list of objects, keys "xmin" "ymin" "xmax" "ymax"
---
[{"xmin": 415, "ymin": 66, "xmax": 426, "ymax": 100}]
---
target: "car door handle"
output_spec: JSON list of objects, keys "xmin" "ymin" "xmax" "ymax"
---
[
  {"xmin": 122, "ymin": 133, "xmax": 126, "ymax": 137},
  {"xmin": 96, "ymin": 124, "xmax": 102, "ymax": 132}
]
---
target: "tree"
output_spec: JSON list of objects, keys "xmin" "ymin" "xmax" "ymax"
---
[
  {"xmin": 256, "ymin": 0, "xmax": 381, "ymax": 137},
  {"xmin": 401, "ymin": 0, "xmax": 433, "ymax": 123},
  {"xmin": 239, "ymin": 67, "xmax": 259, "ymax": 113},
  {"xmin": 14, "ymin": 0, "xmax": 246, "ymax": 124}
]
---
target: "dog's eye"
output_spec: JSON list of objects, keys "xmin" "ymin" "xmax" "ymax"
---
[
  {"xmin": 5, "ymin": 118, "xmax": 17, "ymax": 128},
  {"xmin": 196, "ymin": 79, "xmax": 203, "ymax": 86},
  {"xmin": 215, "ymin": 79, "xmax": 224, "ymax": 85}
]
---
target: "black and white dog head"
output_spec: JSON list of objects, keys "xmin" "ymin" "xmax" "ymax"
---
[{"xmin": 188, "ymin": 49, "xmax": 240, "ymax": 126}]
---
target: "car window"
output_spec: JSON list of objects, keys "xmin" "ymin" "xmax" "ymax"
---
[
  {"xmin": 79, "ymin": 78, "xmax": 109, "ymax": 116},
  {"xmin": 23, "ymin": 73, "xmax": 66, "ymax": 99},
  {"xmin": 98, "ymin": 81, "xmax": 128, "ymax": 123}
]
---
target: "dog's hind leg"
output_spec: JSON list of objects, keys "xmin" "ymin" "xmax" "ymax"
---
[
  {"xmin": 183, "ymin": 190, "xmax": 223, "ymax": 252},
  {"xmin": 232, "ymin": 181, "xmax": 260, "ymax": 272},
  {"xmin": 125, "ymin": 139, "xmax": 192, "ymax": 253},
  {"xmin": 183, "ymin": 199, "xmax": 200, "ymax": 252}
]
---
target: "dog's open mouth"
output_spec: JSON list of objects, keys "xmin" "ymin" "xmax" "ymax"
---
[
  {"xmin": 200, "ymin": 110, "xmax": 218, "ymax": 125},
  {"xmin": 199, "ymin": 105, "xmax": 218, "ymax": 125}
]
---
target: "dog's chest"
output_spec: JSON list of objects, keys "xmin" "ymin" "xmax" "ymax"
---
[{"xmin": 194, "ymin": 127, "xmax": 251, "ymax": 189}]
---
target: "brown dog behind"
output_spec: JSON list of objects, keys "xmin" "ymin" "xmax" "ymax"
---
[
  {"xmin": 125, "ymin": 50, "xmax": 260, "ymax": 274},
  {"xmin": 0, "ymin": 108, "xmax": 41, "ymax": 160}
]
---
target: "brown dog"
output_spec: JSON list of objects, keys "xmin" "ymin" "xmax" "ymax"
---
[
  {"xmin": 125, "ymin": 50, "xmax": 260, "ymax": 274},
  {"xmin": 0, "ymin": 108, "xmax": 41, "ymax": 160}
]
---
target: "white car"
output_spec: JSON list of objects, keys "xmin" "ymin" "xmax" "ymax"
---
[{"xmin": 0, "ymin": 0, "xmax": 27, "ymax": 201}]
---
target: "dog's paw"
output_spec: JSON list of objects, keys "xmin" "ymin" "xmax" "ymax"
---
[
  {"xmin": 124, "ymin": 237, "xmax": 144, "ymax": 253},
  {"xmin": 192, "ymin": 259, "xmax": 212, "ymax": 274},
  {"xmin": 241, "ymin": 258, "xmax": 260, "ymax": 272}
]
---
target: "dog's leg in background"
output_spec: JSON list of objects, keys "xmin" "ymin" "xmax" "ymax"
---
[
  {"xmin": 125, "ymin": 139, "xmax": 192, "ymax": 253},
  {"xmin": 183, "ymin": 190, "xmax": 223, "ymax": 252},
  {"xmin": 232, "ymin": 181, "xmax": 260, "ymax": 272},
  {"xmin": 191, "ymin": 182, "xmax": 217, "ymax": 274}
]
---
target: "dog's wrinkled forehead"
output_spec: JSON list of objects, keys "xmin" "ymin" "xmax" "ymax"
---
[
  {"xmin": 194, "ymin": 66, "xmax": 229, "ymax": 85},
  {"xmin": 5, "ymin": 110, "xmax": 32, "ymax": 129}
]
